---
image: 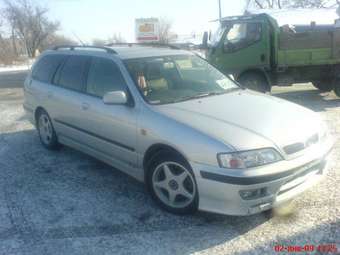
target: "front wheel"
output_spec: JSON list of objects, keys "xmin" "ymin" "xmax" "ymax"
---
[
  {"xmin": 146, "ymin": 151, "xmax": 198, "ymax": 215},
  {"xmin": 238, "ymin": 72, "xmax": 269, "ymax": 93}
]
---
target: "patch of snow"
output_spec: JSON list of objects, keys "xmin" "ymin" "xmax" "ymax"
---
[
  {"xmin": 0, "ymin": 64, "xmax": 31, "ymax": 73},
  {"xmin": 0, "ymin": 59, "xmax": 34, "ymax": 73}
]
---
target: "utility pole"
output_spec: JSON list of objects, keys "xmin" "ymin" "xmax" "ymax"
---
[{"xmin": 218, "ymin": 0, "xmax": 222, "ymax": 20}]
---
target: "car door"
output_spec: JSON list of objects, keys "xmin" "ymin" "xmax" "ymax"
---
[
  {"xmin": 50, "ymin": 54, "xmax": 92, "ymax": 145},
  {"xmin": 77, "ymin": 56, "xmax": 138, "ymax": 170}
]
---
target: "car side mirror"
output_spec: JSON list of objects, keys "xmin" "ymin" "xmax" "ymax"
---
[{"xmin": 103, "ymin": 91, "xmax": 127, "ymax": 105}]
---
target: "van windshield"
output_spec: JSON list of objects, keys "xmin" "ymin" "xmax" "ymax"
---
[{"xmin": 124, "ymin": 55, "xmax": 239, "ymax": 105}]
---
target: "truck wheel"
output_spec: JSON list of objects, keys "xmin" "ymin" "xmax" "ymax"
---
[
  {"xmin": 312, "ymin": 81, "xmax": 333, "ymax": 92},
  {"xmin": 238, "ymin": 72, "xmax": 269, "ymax": 93},
  {"xmin": 334, "ymin": 83, "xmax": 340, "ymax": 97}
]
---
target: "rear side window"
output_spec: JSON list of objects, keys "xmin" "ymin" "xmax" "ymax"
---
[
  {"xmin": 58, "ymin": 55, "xmax": 90, "ymax": 92},
  {"xmin": 32, "ymin": 55, "xmax": 65, "ymax": 83},
  {"xmin": 86, "ymin": 57, "xmax": 127, "ymax": 97}
]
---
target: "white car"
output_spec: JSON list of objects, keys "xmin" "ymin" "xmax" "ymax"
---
[{"xmin": 23, "ymin": 45, "xmax": 334, "ymax": 215}]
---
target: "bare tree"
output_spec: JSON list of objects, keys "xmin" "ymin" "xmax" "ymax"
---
[
  {"xmin": 250, "ymin": 0, "xmax": 282, "ymax": 9},
  {"xmin": 2, "ymin": 0, "xmax": 59, "ymax": 58},
  {"xmin": 247, "ymin": 0, "xmax": 333, "ymax": 9},
  {"xmin": 92, "ymin": 38, "xmax": 107, "ymax": 46},
  {"xmin": 290, "ymin": 0, "xmax": 331, "ymax": 7},
  {"xmin": 93, "ymin": 33, "xmax": 126, "ymax": 46},
  {"xmin": 158, "ymin": 17, "xmax": 173, "ymax": 44},
  {"xmin": 41, "ymin": 34, "xmax": 76, "ymax": 51},
  {"xmin": 107, "ymin": 33, "xmax": 126, "ymax": 44}
]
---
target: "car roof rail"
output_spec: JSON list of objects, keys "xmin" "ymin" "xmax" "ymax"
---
[
  {"xmin": 53, "ymin": 45, "xmax": 117, "ymax": 54},
  {"xmin": 105, "ymin": 42, "xmax": 181, "ymax": 50}
]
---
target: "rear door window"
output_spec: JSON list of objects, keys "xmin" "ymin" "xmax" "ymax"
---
[
  {"xmin": 86, "ymin": 57, "xmax": 127, "ymax": 97},
  {"xmin": 58, "ymin": 55, "xmax": 90, "ymax": 92},
  {"xmin": 32, "ymin": 54, "xmax": 66, "ymax": 83}
]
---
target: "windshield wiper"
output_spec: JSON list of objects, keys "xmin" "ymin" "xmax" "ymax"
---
[{"xmin": 175, "ymin": 88, "xmax": 240, "ymax": 103}]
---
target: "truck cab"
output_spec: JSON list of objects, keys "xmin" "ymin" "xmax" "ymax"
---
[
  {"xmin": 207, "ymin": 14, "xmax": 275, "ymax": 92},
  {"xmin": 206, "ymin": 13, "xmax": 340, "ymax": 96}
]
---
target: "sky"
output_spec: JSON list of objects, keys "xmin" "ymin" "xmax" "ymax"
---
[{"xmin": 35, "ymin": 0, "xmax": 247, "ymax": 43}]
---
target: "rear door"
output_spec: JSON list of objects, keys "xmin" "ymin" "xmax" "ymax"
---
[{"xmin": 50, "ymin": 55, "xmax": 91, "ymax": 143}]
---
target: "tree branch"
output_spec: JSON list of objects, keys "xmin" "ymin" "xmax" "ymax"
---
[{"xmin": 254, "ymin": 0, "xmax": 264, "ymax": 8}]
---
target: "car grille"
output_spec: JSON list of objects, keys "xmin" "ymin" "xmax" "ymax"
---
[{"xmin": 283, "ymin": 133, "xmax": 319, "ymax": 155}]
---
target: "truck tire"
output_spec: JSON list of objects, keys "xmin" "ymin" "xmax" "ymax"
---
[
  {"xmin": 238, "ymin": 72, "xmax": 269, "ymax": 93},
  {"xmin": 312, "ymin": 81, "xmax": 333, "ymax": 92},
  {"xmin": 334, "ymin": 83, "xmax": 340, "ymax": 97}
]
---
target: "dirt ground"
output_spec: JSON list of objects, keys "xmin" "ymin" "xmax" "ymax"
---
[{"xmin": 0, "ymin": 70, "xmax": 339, "ymax": 255}]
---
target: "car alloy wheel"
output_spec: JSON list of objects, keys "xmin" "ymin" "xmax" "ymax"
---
[
  {"xmin": 38, "ymin": 113, "xmax": 53, "ymax": 146},
  {"xmin": 152, "ymin": 161, "xmax": 196, "ymax": 209}
]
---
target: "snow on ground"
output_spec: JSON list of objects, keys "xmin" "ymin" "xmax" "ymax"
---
[
  {"xmin": 0, "ymin": 64, "xmax": 30, "ymax": 73},
  {"xmin": 0, "ymin": 59, "xmax": 33, "ymax": 73}
]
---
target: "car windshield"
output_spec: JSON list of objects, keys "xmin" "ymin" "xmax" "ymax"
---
[{"xmin": 124, "ymin": 54, "xmax": 239, "ymax": 104}]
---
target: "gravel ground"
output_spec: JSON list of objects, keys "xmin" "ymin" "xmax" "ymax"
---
[{"xmin": 0, "ymin": 71, "xmax": 339, "ymax": 255}]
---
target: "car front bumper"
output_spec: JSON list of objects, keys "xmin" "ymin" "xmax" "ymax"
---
[{"xmin": 191, "ymin": 137, "xmax": 334, "ymax": 216}]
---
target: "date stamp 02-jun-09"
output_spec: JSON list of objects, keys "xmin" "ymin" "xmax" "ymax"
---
[{"xmin": 274, "ymin": 244, "xmax": 338, "ymax": 253}]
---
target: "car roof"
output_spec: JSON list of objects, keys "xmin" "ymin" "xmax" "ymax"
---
[{"xmin": 46, "ymin": 45, "xmax": 193, "ymax": 60}]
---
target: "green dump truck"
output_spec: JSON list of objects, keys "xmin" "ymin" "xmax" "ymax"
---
[{"xmin": 203, "ymin": 13, "xmax": 340, "ymax": 96}]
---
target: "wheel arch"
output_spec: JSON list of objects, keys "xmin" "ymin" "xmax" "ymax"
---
[
  {"xmin": 34, "ymin": 106, "xmax": 47, "ymax": 124},
  {"xmin": 143, "ymin": 143, "xmax": 190, "ymax": 179},
  {"xmin": 236, "ymin": 68, "xmax": 271, "ymax": 91}
]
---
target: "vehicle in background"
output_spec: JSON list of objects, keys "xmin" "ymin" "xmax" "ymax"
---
[{"xmin": 203, "ymin": 13, "xmax": 340, "ymax": 96}]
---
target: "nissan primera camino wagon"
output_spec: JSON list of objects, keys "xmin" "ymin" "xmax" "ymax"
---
[{"xmin": 23, "ymin": 45, "xmax": 333, "ymax": 215}]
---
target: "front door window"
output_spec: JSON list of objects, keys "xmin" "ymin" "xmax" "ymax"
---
[{"xmin": 223, "ymin": 22, "xmax": 262, "ymax": 52}]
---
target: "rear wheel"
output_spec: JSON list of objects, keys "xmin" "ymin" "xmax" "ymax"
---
[
  {"xmin": 146, "ymin": 151, "xmax": 198, "ymax": 215},
  {"xmin": 238, "ymin": 72, "xmax": 269, "ymax": 93},
  {"xmin": 312, "ymin": 81, "xmax": 333, "ymax": 92},
  {"xmin": 36, "ymin": 109, "xmax": 60, "ymax": 150}
]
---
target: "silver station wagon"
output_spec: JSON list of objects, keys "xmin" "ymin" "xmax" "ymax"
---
[{"xmin": 23, "ymin": 45, "xmax": 334, "ymax": 215}]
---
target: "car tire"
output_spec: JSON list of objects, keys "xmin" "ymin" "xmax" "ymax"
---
[
  {"xmin": 312, "ymin": 81, "xmax": 333, "ymax": 92},
  {"xmin": 36, "ymin": 109, "xmax": 60, "ymax": 150},
  {"xmin": 146, "ymin": 151, "xmax": 199, "ymax": 215},
  {"xmin": 238, "ymin": 72, "xmax": 269, "ymax": 93}
]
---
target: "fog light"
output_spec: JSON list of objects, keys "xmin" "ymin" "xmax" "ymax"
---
[{"xmin": 239, "ymin": 188, "xmax": 267, "ymax": 200}]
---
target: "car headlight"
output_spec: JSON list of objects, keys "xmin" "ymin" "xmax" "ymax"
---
[{"xmin": 217, "ymin": 148, "xmax": 283, "ymax": 169}]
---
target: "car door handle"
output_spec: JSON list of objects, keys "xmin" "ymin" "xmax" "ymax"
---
[
  {"xmin": 81, "ymin": 102, "xmax": 90, "ymax": 110},
  {"xmin": 47, "ymin": 92, "xmax": 53, "ymax": 99}
]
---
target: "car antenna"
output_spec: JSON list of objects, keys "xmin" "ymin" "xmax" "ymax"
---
[{"xmin": 72, "ymin": 31, "xmax": 85, "ymax": 46}]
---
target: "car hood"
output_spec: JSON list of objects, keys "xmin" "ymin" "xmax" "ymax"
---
[{"xmin": 154, "ymin": 90, "xmax": 322, "ymax": 153}]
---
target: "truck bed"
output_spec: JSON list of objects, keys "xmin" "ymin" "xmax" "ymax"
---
[{"xmin": 277, "ymin": 29, "xmax": 340, "ymax": 67}]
